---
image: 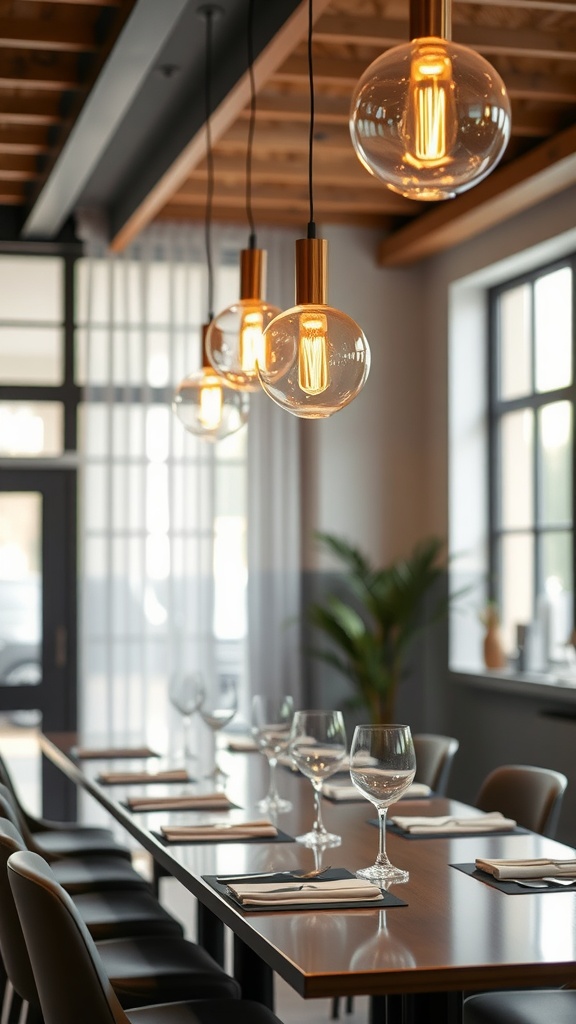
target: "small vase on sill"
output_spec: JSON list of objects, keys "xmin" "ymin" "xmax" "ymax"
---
[{"xmin": 481, "ymin": 603, "xmax": 507, "ymax": 670}]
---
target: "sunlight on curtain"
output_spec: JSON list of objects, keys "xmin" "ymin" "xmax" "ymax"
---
[{"xmin": 76, "ymin": 222, "xmax": 301, "ymax": 757}]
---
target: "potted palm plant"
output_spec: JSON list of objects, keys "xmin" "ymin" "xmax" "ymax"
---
[{"xmin": 307, "ymin": 532, "xmax": 454, "ymax": 724}]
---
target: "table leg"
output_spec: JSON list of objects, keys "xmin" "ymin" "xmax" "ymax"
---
[
  {"xmin": 197, "ymin": 904, "xmax": 225, "ymax": 967},
  {"xmin": 233, "ymin": 933, "xmax": 275, "ymax": 1009}
]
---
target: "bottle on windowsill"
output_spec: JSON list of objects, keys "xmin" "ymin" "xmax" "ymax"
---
[{"xmin": 481, "ymin": 603, "xmax": 507, "ymax": 670}]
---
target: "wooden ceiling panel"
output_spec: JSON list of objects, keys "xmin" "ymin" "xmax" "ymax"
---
[{"xmin": 0, "ymin": 0, "xmax": 574, "ymax": 263}]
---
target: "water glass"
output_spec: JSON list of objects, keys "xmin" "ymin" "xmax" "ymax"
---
[
  {"xmin": 251, "ymin": 694, "xmax": 295, "ymax": 813},
  {"xmin": 289, "ymin": 709, "xmax": 347, "ymax": 848}
]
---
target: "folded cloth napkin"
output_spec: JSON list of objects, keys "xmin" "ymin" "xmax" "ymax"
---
[
  {"xmin": 74, "ymin": 745, "xmax": 159, "ymax": 759},
  {"xmin": 390, "ymin": 811, "xmax": 517, "ymax": 834},
  {"xmin": 475, "ymin": 857, "xmax": 576, "ymax": 880},
  {"xmin": 227, "ymin": 877, "xmax": 382, "ymax": 906},
  {"xmin": 126, "ymin": 792, "xmax": 233, "ymax": 811},
  {"xmin": 227, "ymin": 737, "xmax": 259, "ymax": 752},
  {"xmin": 323, "ymin": 781, "xmax": 432, "ymax": 802},
  {"xmin": 97, "ymin": 768, "xmax": 189, "ymax": 784},
  {"xmin": 161, "ymin": 820, "xmax": 277, "ymax": 842}
]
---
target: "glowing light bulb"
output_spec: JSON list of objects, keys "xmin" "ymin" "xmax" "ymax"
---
[
  {"xmin": 173, "ymin": 325, "xmax": 250, "ymax": 442},
  {"xmin": 298, "ymin": 312, "xmax": 329, "ymax": 395},
  {"xmin": 406, "ymin": 43, "xmax": 456, "ymax": 166},
  {"xmin": 350, "ymin": 36, "xmax": 511, "ymax": 201},
  {"xmin": 239, "ymin": 307, "xmax": 265, "ymax": 372},
  {"xmin": 198, "ymin": 374, "xmax": 224, "ymax": 430},
  {"xmin": 258, "ymin": 238, "xmax": 370, "ymax": 419},
  {"xmin": 207, "ymin": 249, "xmax": 281, "ymax": 391}
]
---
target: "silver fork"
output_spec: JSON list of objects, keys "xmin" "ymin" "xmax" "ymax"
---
[
  {"xmin": 216, "ymin": 866, "xmax": 331, "ymax": 884},
  {"xmin": 509, "ymin": 877, "xmax": 575, "ymax": 888}
]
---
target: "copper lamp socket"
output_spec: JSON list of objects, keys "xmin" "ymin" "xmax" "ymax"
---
[
  {"xmin": 410, "ymin": 0, "xmax": 451, "ymax": 40},
  {"xmin": 295, "ymin": 238, "xmax": 327, "ymax": 306},
  {"xmin": 201, "ymin": 322, "xmax": 212, "ymax": 368},
  {"xmin": 240, "ymin": 248, "xmax": 265, "ymax": 300}
]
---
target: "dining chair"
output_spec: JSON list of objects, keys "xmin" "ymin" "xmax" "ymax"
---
[
  {"xmin": 464, "ymin": 989, "xmax": 576, "ymax": 1023},
  {"xmin": 0, "ymin": 784, "xmax": 153, "ymax": 893},
  {"xmin": 0, "ymin": 751, "xmax": 133, "ymax": 860},
  {"xmin": 413, "ymin": 733, "xmax": 460, "ymax": 795},
  {"xmin": 474, "ymin": 764, "xmax": 568, "ymax": 837},
  {"xmin": 2, "ymin": 842, "xmax": 242, "ymax": 1018},
  {"xmin": 8, "ymin": 848, "xmax": 283, "ymax": 1024}
]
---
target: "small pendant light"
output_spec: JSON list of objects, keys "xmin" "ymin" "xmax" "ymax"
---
[
  {"xmin": 205, "ymin": 0, "xmax": 281, "ymax": 392},
  {"xmin": 349, "ymin": 0, "xmax": 511, "ymax": 201},
  {"xmin": 172, "ymin": 5, "xmax": 249, "ymax": 442},
  {"xmin": 257, "ymin": 0, "xmax": 370, "ymax": 419}
]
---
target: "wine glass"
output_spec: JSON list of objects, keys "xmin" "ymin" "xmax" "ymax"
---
[
  {"xmin": 289, "ymin": 709, "xmax": 347, "ymax": 848},
  {"xmin": 251, "ymin": 694, "xmax": 295, "ymax": 813},
  {"xmin": 168, "ymin": 672, "xmax": 204, "ymax": 761},
  {"xmin": 349, "ymin": 724, "xmax": 416, "ymax": 884},
  {"xmin": 198, "ymin": 677, "xmax": 238, "ymax": 782}
]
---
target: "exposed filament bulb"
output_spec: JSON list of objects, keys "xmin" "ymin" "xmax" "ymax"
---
[{"xmin": 298, "ymin": 312, "xmax": 329, "ymax": 395}]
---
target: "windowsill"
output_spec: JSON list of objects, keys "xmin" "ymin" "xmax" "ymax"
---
[{"xmin": 450, "ymin": 666, "xmax": 576, "ymax": 705}]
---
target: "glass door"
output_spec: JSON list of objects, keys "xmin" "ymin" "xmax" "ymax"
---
[{"xmin": 0, "ymin": 469, "xmax": 77, "ymax": 817}]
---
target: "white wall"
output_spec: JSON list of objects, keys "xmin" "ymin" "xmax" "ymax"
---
[{"xmin": 301, "ymin": 224, "xmax": 431, "ymax": 572}]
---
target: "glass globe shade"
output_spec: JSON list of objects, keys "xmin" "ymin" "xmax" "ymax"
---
[
  {"xmin": 258, "ymin": 303, "xmax": 371, "ymax": 419},
  {"xmin": 172, "ymin": 367, "xmax": 249, "ymax": 442},
  {"xmin": 350, "ymin": 37, "xmax": 512, "ymax": 201},
  {"xmin": 206, "ymin": 298, "xmax": 281, "ymax": 391}
]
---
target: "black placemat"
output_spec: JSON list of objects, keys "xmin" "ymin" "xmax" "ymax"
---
[
  {"xmin": 371, "ymin": 820, "xmax": 529, "ymax": 839},
  {"xmin": 204, "ymin": 867, "xmax": 408, "ymax": 912},
  {"xmin": 452, "ymin": 862, "xmax": 576, "ymax": 894},
  {"xmin": 153, "ymin": 826, "xmax": 295, "ymax": 845}
]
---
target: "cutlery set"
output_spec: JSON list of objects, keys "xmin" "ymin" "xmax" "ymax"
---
[{"xmin": 216, "ymin": 866, "xmax": 331, "ymax": 884}]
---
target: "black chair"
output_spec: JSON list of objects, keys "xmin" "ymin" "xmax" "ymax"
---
[
  {"xmin": 474, "ymin": 764, "xmax": 568, "ymax": 837},
  {"xmin": 464, "ymin": 990, "xmax": 576, "ymax": 1023},
  {"xmin": 8, "ymin": 849, "xmax": 282, "ymax": 1024},
  {"xmin": 0, "ymin": 785, "xmax": 151, "ymax": 893},
  {"xmin": 3, "ymin": 845, "xmax": 242, "ymax": 1016},
  {"xmin": 0, "ymin": 817, "xmax": 184, "ymax": 942},
  {"xmin": 0, "ymin": 752, "xmax": 133, "ymax": 860},
  {"xmin": 413, "ymin": 733, "xmax": 459, "ymax": 795}
]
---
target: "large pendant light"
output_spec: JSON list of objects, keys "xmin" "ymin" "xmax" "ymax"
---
[
  {"xmin": 172, "ymin": 5, "xmax": 249, "ymax": 442},
  {"xmin": 205, "ymin": 0, "xmax": 281, "ymax": 392},
  {"xmin": 257, "ymin": 0, "xmax": 370, "ymax": 419},
  {"xmin": 349, "ymin": 0, "xmax": 511, "ymax": 201}
]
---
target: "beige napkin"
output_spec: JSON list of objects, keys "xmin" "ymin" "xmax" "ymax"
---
[
  {"xmin": 390, "ymin": 811, "xmax": 517, "ymax": 834},
  {"xmin": 227, "ymin": 737, "xmax": 259, "ymax": 752},
  {"xmin": 161, "ymin": 820, "xmax": 277, "ymax": 842},
  {"xmin": 98, "ymin": 768, "xmax": 189, "ymax": 784},
  {"xmin": 74, "ymin": 745, "xmax": 159, "ymax": 759},
  {"xmin": 126, "ymin": 792, "xmax": 233, "ymax": 811},
  {"xmin": 323, "ymin": 781, "xmax": 432, "ymax": 802},
  {"xmin": 228, "ymin": 877, "xmax": 382, "ymax": 906},
  {"xmin": 476, "ymin": 857, "xmax": 576, "ymax": 880}
]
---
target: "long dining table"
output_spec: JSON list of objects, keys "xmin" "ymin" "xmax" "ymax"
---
[{"xmin": 38, "ymin": 732, "xmax": 576, "ymax": 1024}]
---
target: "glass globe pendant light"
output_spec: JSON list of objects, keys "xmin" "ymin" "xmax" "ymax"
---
[
  {"xmin": 257, "ymin": 0, "xmax": 370, "ymax": 419},
  {"xmin": 173, "ymin": 323, "xmax": 249, "ymax": 442},
  {"xmin": 172, "ymin": 4, "xmax": 249, "ymax": 443},
  {"xmin": 206, "ymin": 0, "xmax": 281, "ymax": 391},
  {"xmin": 349, "ymin": 0, "xmax": 512, "ymax": 201}
]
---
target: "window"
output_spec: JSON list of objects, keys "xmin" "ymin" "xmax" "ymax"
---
[{"xmin": 489, "ymin": 259, "xmax": 574, "ymax": 661}]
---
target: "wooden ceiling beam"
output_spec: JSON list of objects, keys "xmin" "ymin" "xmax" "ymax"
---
[
  {"xmin": 314, "ymin": 14, "xmax": 576, "ymax": 61},
  {"xmin": 455, "ymin": 0, "xmax": 576, "ymax": 12},
  {"xmin": 0, "ymin": 154, "xmax": 38, "ymax": 179},
  {"xmin": 0, "ymin": 17, "xmax": 97, "ymax": 53},
  {"xmin": 0, "ymin": 181, "xmax": 26, "ymax": 202},
  {"xmin": 110, "ymin": 0, "xmax": 335, "ymax": 250},
  {"xmin": 0, "ymin": 125, "xmax": 49, "ymax": 153},
  {"xmin": 155, "ymin": 203, "xmax": 391, "ymax": 230},
  {"xmin": 175, "ymin": 177, "xmax": 414, "ymax": 215},
  {"xmin": 0, "ymin": 52, "xmax": 81, "ymax": 91},
  {"xmin": 0, "ymin": 94, "xmax": 61, "ymax": 125},
  {"xmin": 192, "ymin": 152, "xmax": 386, "ymax": 188},
  {"xmin": 378, "ymin": 121, "xmax": 576, "ymax": 266}
]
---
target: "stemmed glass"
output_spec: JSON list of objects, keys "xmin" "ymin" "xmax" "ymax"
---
[
  {"xmin": 349, "ymin": 724, "xmax": 416, "ymax": 884},
  {"xmin": 251, "ymin": 694, "xmax": 295, "ymax": 813},
  {"xmin": 198, "ymin": 677, "xmax": 238, "ymax": 782},
  {"xmin": 289, "ymin": 709, "xmax": 347, "ymax": 848},
  {"xmin": 168, "ymin": 672, "xmax": 204, "ymax": 761}
]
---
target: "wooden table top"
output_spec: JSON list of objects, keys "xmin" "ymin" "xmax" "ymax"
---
[{"xmin": 40, "ymin": 731, "xmax": 576, "ymax": 1000}]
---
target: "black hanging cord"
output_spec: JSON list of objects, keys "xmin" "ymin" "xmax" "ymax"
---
[
  {"xmin": 203, "ymin": 7, "xmax": 215, "ymax": 318},
  {"xmin": 246, "ymin": 0, "xmax": 257, "ymax": 249},
  {"xmin": 307, "ymin": 0, "xmax": 316, "ymax": 239}
]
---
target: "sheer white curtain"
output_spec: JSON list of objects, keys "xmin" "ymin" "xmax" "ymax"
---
[{"xmin": 76, "ymin": 221, "xmax": 301, "ymax": 753}]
